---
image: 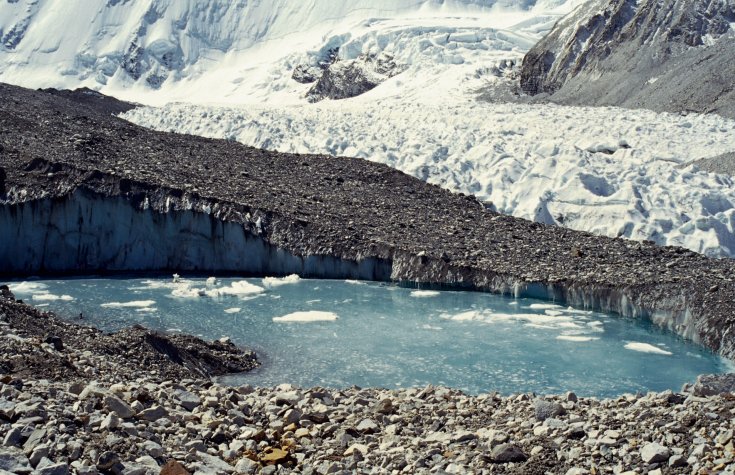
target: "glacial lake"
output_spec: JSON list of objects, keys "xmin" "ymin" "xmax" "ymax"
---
[{"xmin": 9, "ymin": 276, "xmax": 731, "ymax": 397}]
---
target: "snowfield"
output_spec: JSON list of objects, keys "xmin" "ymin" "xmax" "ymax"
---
[{"xmin": 124, "ymin": 98, "xmax": 735, "ymax": 258}]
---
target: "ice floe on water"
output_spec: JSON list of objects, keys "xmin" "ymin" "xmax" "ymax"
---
[
  {"xmin": 101, "ymin": 300, "xmax": 156, "ymax": 308},
  {"xmin": 273, "ymin": 311, "xmax": 340, "ymax": 323},
  {"xmin": 625, "ymin": 342, "xmax": 673, "ymax": 355},
  {"xmin": 262, "ymin": 274, "xmax": 301, "ymax": 288},
  {"xmin": 32, "ymin": 293, "xmax": 74, "ymax": 302},
  {"xmin": 410, "ymin": 290, "xmax": 441, "ymax": 297},
  {"xmin": 8, "ymin": 282, "xmax": 48, "ymax": 293},
  {"xmin": 556, "ymin": 335, "xmax": 600, "ymax": 342},
  {"xmin": 170, "ymin": 280, "xmax": 265, "ymax": 299},
  {"xmin": 527, "ymin": 303, "xmax": 563, "ymax": 310},
  {"xmin": 224, "ymin": 308, "xmax": 241, "ymax": 314}
]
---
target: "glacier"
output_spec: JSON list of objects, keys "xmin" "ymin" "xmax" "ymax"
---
[{"xmin": 4, "ymin": 0, "xmax": 735, "ymax": 258}]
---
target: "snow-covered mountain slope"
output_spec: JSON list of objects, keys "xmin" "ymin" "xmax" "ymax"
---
[
  {"xmin": 0, "ymin": 0, "xmax": 580, "ymax": 104},
  {"xmin": 124, "ymin": 98, "xmax": 735, "ymax": 258},
  {"xmin": 519, "ymin": 0, "xmax": 735, "ymax": 118}
]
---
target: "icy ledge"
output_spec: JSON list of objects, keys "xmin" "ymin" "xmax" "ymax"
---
[
  {"xmin": 0, "ymin": 190, "xmax": 390, "ymax": 280},
  {"xmin": 0, "ymin": 190, "xmax": 730, "ymax": 359}
]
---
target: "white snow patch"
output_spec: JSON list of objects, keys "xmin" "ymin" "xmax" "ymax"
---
[
  {"xmin": 262, "ymin": 274, "xmax": 301, "ymax": 288},
  {"xmin": 32, "ymin": 293, "xmax": 74, "ymax": 301},
  {"xmin": 624, "ymin": 342, "xmax": 673, "ymax": 355},
  {"xmin": 410, "ymin": 290, "xmax": 441, "ymax": 297},
  {"xmin": 101, "ymin": 300, "xmax": 156, "ymax": 308},
  {"xmin": 273, "ymin": 311, "xmax": 340, "ymax": 323}
]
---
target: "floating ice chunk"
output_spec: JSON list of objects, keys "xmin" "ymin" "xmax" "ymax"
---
[
  {"xmin": 101, "ymin": 300, "xmax": 156, "ymax": 308},
  {"xmin": 624, "ymin": 342, "xmax": 673, "ymax": 355},
  {"xmin": 421, "ymin": 324, "xmax": 443, "ymax": 330},
  {"xmin": 173, "ymin": 273, "xmax": 181, "ymax": 283},
  {"xmin": 263, "ymin": 274, "xmax": 301, "ymax": 288},
  {"xmin": 557, "ymin": 335, "xmax": 600, "ymax": 342},
  {"xmin": 32, "ymin": 293, "xmax": 74, "ymax": 301},
  {"xmin": 136, "ymin": 307, "xmax": 157, "ymax": 313},
  {"xmin": 345, "ymin": 280, "xmax": 366, "ymax": 285},
  {"xmin": 206, "ymin": 277, "xmax": 218, "ymax": 287},
  {"xmin": 171, "ymin": 285, "xmax": 203, "ymax": 298},
  {"xmin": 173, "ymin": 281, "xmax": 265, "ymax": 298},
  {"xmin": 442, "ymin": 310, "xmax": 486, "ymax": 321},
  {"xmin": 528, "ymin": 303, "xmax": 563, "ymax": 310},
  {"xmin": 217, "ymin": 281, "xmax": 265, "ymax": 297},
  {"xmin": 224, "ymin": 308, "xmax": 241, "ymax": 314},
  {"xmin": 545, "ymin": 309, "xmax": 564, "ymax": 316},
  {"xmin": 563, "ymin": 307, "xmax": 595, "ymax": 315},
  {"xmin": 273, "ymin": 311, "xmax": 339, "ymax": 323},
  {"xmin": 306, "ymin": 299, "xmax": 321, "ymax": 304},
  {"xmin": 8, "ymin": 282, "xmax": 48, "ymax": 293},
  {"xmin": 410, "ymin": 290, "xmax": 441, "ymax": 297}
]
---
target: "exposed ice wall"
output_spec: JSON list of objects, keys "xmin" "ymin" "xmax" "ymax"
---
[{"xmin": 0, "ymin": 190, "xmax": 390, "ymax": 280}]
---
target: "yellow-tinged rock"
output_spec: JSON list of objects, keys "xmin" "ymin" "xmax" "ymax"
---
[{"xmin": 260, "ymin": 447, "xmax": 289, "ymax": 465}]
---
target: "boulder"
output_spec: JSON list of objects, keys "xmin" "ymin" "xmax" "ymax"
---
[
  {"xmin": 534, "ymin": 400, "xmax": 566, "ymax": 421},
  {"xmin": 490, "ymin": 443, "xmax": 527, "ymax": 463},
  {"xmin": 640, "ymin": 442, "xmax": 670, "ymax": 464},
  {"xmin": 104, "ymin": 396, "xmax": 135, "ymax": 419}
]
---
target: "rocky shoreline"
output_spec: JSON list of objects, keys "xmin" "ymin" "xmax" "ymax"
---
[{"xmin": 1, "ymin": 292, "xmax": 735, "ymax": 475}]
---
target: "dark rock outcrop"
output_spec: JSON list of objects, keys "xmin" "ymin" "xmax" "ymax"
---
[
  {"xmin": 686, "ymin": 151, "xmax": 735, "ymax": 175},
  {"xmin": 0, "ymin": 297, "xmax": 258, "ymax": 381},
  {"xmin": 519, "ymin": 0, "xmax": 735, "ymax": 118},
  {"xmin": 2, "ymin": 83, "xmax": 735, "ymax": 359},
  {"xmin": 306, "ymin": 53, "xmax": 405, "ymax": 102}
]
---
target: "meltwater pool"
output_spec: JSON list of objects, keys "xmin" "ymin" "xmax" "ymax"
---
[{"xmin": 9, "ymin": 275, "xmax": 731, "ymax": 397}]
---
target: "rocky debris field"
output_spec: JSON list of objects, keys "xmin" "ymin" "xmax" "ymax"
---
[{"xmin": 1, "ymin": 294, "xmax": 735, "ymax": 475}]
